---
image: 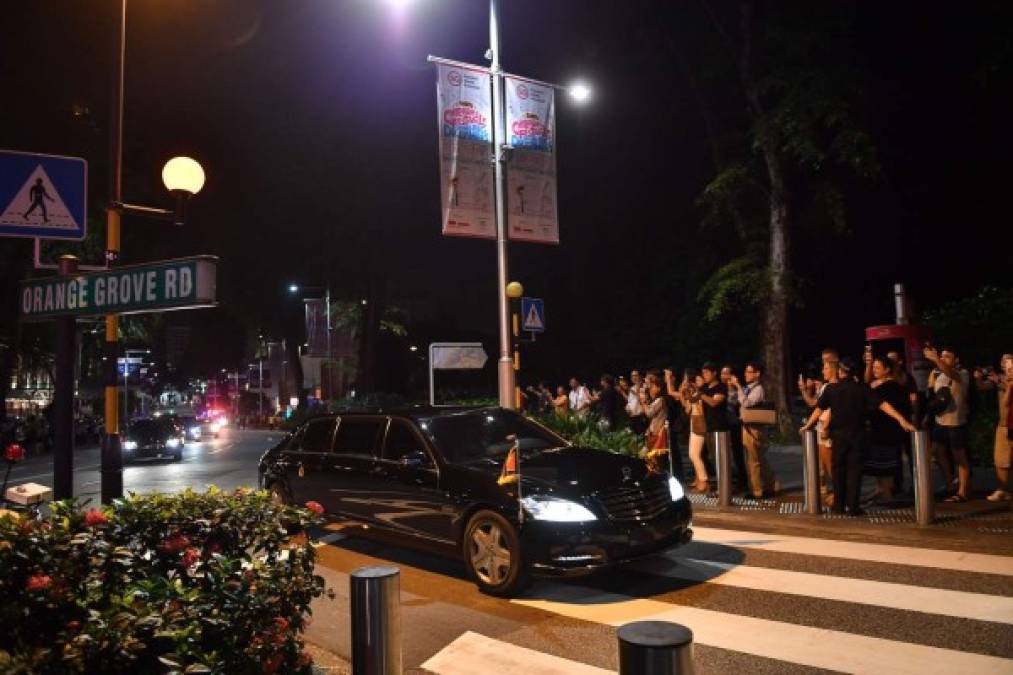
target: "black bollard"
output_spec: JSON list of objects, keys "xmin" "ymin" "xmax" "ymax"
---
[{"xmin": 618, "ymin": 621, "xmax": 694, "ymax": 675}]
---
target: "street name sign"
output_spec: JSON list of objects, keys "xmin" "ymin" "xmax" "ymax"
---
[
  {"xmin": 430, "ymin": 342, "xmax": 488, "ymax": 370},
  {"xmin": 0, "ymin": 149, "xmax": 87, "ymax": 240},
  {"xmin": 19, "ymin": 255, "xmax": 217, "ymax": 321},
  {"xmin": 521, "ymin": 297, "xmax": 545, "ymax": 333}
]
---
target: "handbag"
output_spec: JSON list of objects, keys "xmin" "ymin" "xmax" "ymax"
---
[
  {"xmin": 926, "ymin": 386, "xmax": 953, "ymax": 417},
  {"xmin": 741, "ymin": 406, "xmax": 777, "ymax": 426}
]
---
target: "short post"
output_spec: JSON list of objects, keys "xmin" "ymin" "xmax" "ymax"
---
[
  {"xmin": 911, "ymin": 429, "xmax": 934, "ymax": 526},
  {"xmin": 713, "ymin": 430, "xmax": 731, "ymax": 507},
  {"xmin": 618, "ymin": 621, "xmax": 694, "ymax": 675},
  {"xmin": 53, "ymin": 255, "xmax": 79, "ymax": 500},
  {"xmin": 350, "ymin": 565, "xmax": 402, "ymax": 675},
  {"xmin": 802, "ymin": 429, "xmax": 821, "ymax": 514}
]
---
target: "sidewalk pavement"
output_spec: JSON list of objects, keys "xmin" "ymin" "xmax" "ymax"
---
[{"xmin": 683, "ymin": 442, "xmax": 1013, "ymax": 555}]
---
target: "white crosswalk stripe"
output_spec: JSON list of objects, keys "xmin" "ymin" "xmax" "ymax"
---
[
  {"xmin": 630, "ymin": 554, "xmax": 1013, "ymax": 624},
  {"xmin": 469, "ymin": 530, "xmax": 1013, "ymax": 674},
  {"xmin": 692, "ymin": 526, "xmax": 1013, "ymax": 576},
  {"xmin": 423, "ymin": 631, "xmax": 612, "ymax": 675}
]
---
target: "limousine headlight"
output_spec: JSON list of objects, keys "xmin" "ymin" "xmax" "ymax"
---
[
  {"xmin": 166, "ymin": 438, "xmax": 181, "ymax": 448},
  {"xmin": 669, "ymin": 476, "xmax": 685, "ymax": 502},
  {"xmin": 122, "ymin": 440, "xmax": 138, "ymax": 451},
  {"xmin": 521, "ymin": 496, "xmax": 597, "ymax": 522}
]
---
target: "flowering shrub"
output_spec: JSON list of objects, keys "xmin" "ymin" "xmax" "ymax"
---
[{"xmin": 0, "ymin": 488, "xmax": 332, "ymax": 674}]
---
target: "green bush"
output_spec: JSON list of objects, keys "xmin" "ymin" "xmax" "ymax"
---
[
  {"xmin": 530, "ymin": 412, "xmax": 643, "ymax": 457},
  {"xmin": 0, "ymin": 488, "xmax": 331, "ymax": 674}
]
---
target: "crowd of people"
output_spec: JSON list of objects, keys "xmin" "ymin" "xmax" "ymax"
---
[
  {"xmin": 524, "ymin": 344, "xmax": 1013, "ymax": 516},
  {"xmin": 524, "ymin": 362, "xmax": 780, "ymax": 501}
]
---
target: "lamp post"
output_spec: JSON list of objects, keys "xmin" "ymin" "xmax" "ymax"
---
[
  {"xmin": 417, "ymin": 0, "xmax": 592, "ymax": 409},
  {"xmin": 102, "ymin": 0, "xmax": 205, "ymax": 504}
]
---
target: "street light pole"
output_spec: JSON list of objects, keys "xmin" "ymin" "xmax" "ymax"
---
[
  {"xmin": 326, "ymin": 285, "xmax": 332, "ymax": 402},
  {"xmin": 489, "ymin": 0, "xmax": 515, "ymax": 410},
  {"xmin": 101, "ymin": 0, "xmax": 127, "ymax": 504}
]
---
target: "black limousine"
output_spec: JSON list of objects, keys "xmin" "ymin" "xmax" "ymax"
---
[{"xmin": 258, "ymin": 407, "xmax": 692, "ymax": 596}]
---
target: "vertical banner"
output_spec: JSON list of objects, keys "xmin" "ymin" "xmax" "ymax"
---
[
  {"xmin": 436, "ymin": 65, "xmax": 496, "ymax": 239},
  {"xmin": 505, "ymin": 76, "xmax": 559, "ymax": 244},
  {"xmin": 304, "ymin": 298, "xmax": 327, "ymax": 358}
]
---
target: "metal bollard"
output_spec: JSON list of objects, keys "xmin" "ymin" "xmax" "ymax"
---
[
  {"xmin": 802, "ymin": 429, "xmax": 821, "ymax": 514},
  {"xmin": 618, "ymin": 621, "xmax": 694, "ymax": 675},
  {"xmin": 911, "ymin": 430, "xmax": 934, "ymax": 526},
  {"xmin": 350, "ymin": 565, "xmax": 402, "ymax": 675},
  {"xmin": 712, "ymin": 431, "xmax": 732, "ymax": 507}
]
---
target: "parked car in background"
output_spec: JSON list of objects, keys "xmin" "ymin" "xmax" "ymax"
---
[{"xmin": 258, "ymin": 407, "xmax": 692, "ymax": 596}]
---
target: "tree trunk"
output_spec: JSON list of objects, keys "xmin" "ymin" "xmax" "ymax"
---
[{"xmin": 737, "ymin": 0, "xmax": 794, "ymax": 434}]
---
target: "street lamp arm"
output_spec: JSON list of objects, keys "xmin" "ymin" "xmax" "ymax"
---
[{"xmin": 111, "ymin": 201, "xmax": 175, "ymax": 221}]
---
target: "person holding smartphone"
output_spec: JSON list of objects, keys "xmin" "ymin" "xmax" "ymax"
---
[{"xmin": 987, "ymin": 354, "xmax": 1013, "ymax": 502}]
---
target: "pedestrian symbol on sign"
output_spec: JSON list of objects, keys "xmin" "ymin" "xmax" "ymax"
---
[
  {"xmin": 1, "ymin": 164, "xmax": 80, "ymax": 231},
  {"xmin": 521, "ymin": 297, "xmax": 545, "ymax": 333}
]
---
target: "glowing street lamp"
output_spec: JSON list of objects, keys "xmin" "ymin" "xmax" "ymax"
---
[{"xmin": 568, "ymin": 81, "xmax": 592, "ymax": 104}]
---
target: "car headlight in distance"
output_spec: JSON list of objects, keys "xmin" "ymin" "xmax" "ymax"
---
[
  {"xmin": 669, "ymin": 475, "xmax": 685, "ymax": 502},
  {"xmin": 189, "ymin": 427, "xmax": 201, "ymax": 438},
  {"xmin": 123, "ymin": 440, "xmax": 138, "ymax": 451},
  {"xmin": 520, "ymin": 496, "xmax": 597, "ymax": 522},
  {"xmin": 209, "ymin": 422, "xmax": 221, "ymax": 433},
  {"xmin": 166, "ymin": 438, "xmax": 181, "ymax": 448}
]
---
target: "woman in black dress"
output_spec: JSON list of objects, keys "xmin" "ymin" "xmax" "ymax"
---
[{"xmin": 866, "ymin": 356, "xmax": 911, "ymax": 503}]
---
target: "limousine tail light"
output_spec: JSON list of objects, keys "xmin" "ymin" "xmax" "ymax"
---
[{"xmin": 520, "ymin": 496, "xmax": 597, "ymax": 522}]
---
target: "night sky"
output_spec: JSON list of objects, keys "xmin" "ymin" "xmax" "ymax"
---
[{"xmin": 2, "ymin": 1, "xmax": 1011, "ymax": 388}]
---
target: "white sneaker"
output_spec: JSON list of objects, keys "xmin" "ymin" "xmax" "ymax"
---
[{"xmin": 986, "ymin": 490, "xmax": 1012, "ymax": 502}]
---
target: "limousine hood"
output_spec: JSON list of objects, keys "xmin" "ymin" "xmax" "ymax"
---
[{"xmin": 474, "ymin": 446, "xmax": 659, "ymax": 496}]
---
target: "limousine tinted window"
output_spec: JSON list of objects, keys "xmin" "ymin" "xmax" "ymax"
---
[
  {"xmin": 419, "ymin": 410, "xmax": 564, "ymax": 464},
  {"xmin": 334, "ymin": 418, "xmax": 384, "ymax": 455}
]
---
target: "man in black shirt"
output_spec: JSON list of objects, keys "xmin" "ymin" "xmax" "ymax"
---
[
  {"xmin": 699, "ymin": 362, "xmax": 728, "ymax": 483},
  {"xmin": 801, "ymin": 358, "xmax": 914, "ymax": 515},
  {"xmin": 593, "ymin": 375, "xmax": 621, "ymax": 430}
]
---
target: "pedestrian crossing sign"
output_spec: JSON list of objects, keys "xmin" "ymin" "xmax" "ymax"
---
[
  {"xmin": 521, "ymin": 297, "xmax": 545, "ymax": 333},
  {"xmin": 0, "ymin": 149, "xmax": 87, "ymax": 240}
]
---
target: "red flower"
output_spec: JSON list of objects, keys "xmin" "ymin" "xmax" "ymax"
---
[
  {"xmin": 26, "ymin": 574, "xmax": 52, "ymax": 591},
  {"xmin": 273, "ymin": 616, "xmax": 290, "ymax": 633},
  {"xmin": 66, "ymin": 621, "xmax": 81, "ymax": 632},
  {"xmin": 263, "ymin": 653, "xmax": 284, "ymax": 674},
  {"xmin": 304, "ymin": 501, "xmax": 324, "ymax": 515},
  {"xmin": 181, "ymin": 548, "xmax": 201, "ymax": 568},
  {"xmin": 83, "ymin": 509, "xmax": 109, "ymax": 527},
  {"xmin": 299, "ymin": 650, "xmax": 313, "ymax": 667},
  {"xmin": 4, "ymin": 443, "xmax": 24, "ymax": 463},
  {"xmin": 158, "ymin": 533, "xmax": 191, "ymax": 555}
]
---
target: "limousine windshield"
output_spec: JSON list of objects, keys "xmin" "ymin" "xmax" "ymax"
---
[{"xmin": 418, "ymin": 409, "xmax": 567, "ymax": 464}]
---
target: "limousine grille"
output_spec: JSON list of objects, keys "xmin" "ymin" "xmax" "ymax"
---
[{"xmin": 597, "ymin": 480, "xmax": 671, "ymax": 522}]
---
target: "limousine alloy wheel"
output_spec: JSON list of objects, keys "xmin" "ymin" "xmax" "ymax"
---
[{"xmin": 463, "ymin": 510, "xmax": 529, "ymax": 597}]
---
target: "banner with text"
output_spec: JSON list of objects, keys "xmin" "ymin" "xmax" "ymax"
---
[
  {"xmin": 436, "ymin": 64, "xmax": 496, "ymax": 239},
  {"xmin": 304, "ymin": 298, "xmax": 328, "ymax": 358},
  {"xmin": 505, "ymin": 76, "xmax": 558, "ymax": 244}
]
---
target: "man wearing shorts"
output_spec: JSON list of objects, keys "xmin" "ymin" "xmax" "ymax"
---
[{"xmin": 925, "ymin": 346, "xmax": 971, "ymax": 502}]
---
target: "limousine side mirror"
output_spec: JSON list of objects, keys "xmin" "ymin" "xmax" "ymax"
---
[{"xmin": 400, "ymin": 451, "xmax": 431, "ymax": 469}]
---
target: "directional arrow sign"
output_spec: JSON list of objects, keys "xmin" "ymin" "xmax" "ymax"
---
[
  {"xmin": 19, "ymin": 255, "xmax": 217, "ymax": 321},
  {"xmin": 0, "ymin": 149, "xmax": 87, "ymax": 240}
]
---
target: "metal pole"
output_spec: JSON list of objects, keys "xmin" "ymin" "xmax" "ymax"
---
[
  {"xmin": 350, "ymin": 565, "xmax": 402, "ymax": 675},
  {"xmin": 101, "ymin": 0, "xmax": 126, "ymax": 504},
  {"xmin": 53, "ymin": 255, "xmax": 79, "ymax": 500},
  {"xmin": 325, "ymin": 286, "xmax": 332, "ymax": 402},
  {"xmin": 618, "ymin": 621, "xmax": 694, "ymax": 675},
  {"xmin": 912, "ymin": 429, "xmax": 934, "ymax": 526},
  {"xmin": 489, "ymin": 0, "xmax": 515, "ymax": 410},
  {"xmin": 259, "ymin": 357, "xmax": 264, "ymax": 421},
  {"xmin": 802, "ymin": 429, "xmax": 821, "ymax": 514},
  {"xmin": 428, "ymin": 344, "xmax": 436, "ymax": 406},
  {"xmin": 713, "ymin": 430, "xmax": 731, "ymax": 506}
]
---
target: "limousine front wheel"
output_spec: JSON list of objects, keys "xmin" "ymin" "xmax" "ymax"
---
[{"xmin": 463, "ymin": 510, "xmax": 529, "ymax": 597}]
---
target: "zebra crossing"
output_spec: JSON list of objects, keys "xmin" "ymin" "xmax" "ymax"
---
[{"xmin": 422, "ymin": 527, "xmax": 1013, "ymax": 675}]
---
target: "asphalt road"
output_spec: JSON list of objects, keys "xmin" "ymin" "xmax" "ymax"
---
[
  {"xmin": 3, "ymin": 427, "xmax": 278, "ymax": 504},
  {"xmin": 7, "ymin": 429, "xmax": 1012, "ymax": 674}
]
